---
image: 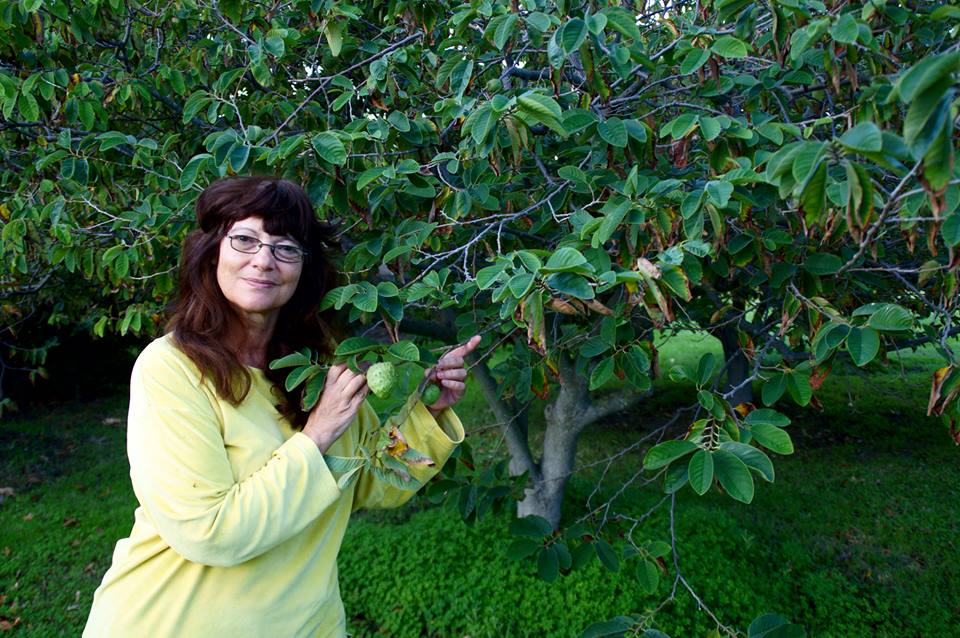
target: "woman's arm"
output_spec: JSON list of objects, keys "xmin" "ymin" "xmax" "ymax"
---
[
  {"xmin": 127, "ymin": 343, "xmax": 343, "ymax": 568},
  {"xmin": 350, "ymin": 399, "xmax": 464, "ymax": 512}
]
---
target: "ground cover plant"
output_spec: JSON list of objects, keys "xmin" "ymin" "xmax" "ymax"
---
[
  {"xmin": 1, "ymin": 336, "xmax": 956, "ymax": 636},
  {"xmin": 3, "ymin": 0, "xmax": 960, "ymax": 633}
]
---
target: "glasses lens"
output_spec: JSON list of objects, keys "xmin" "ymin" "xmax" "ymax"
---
[
  {"xmin": 274, "ymin": 245, "xmax": 303, "ymax": 263},
  {"xmin": 231, "ymin": 235, "xmax": 260, "ymax": 253}
]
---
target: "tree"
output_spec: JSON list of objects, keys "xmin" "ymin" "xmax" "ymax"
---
[{"xmin": 2, "ymin": 0, "xmax": 959, "ymax": 634}]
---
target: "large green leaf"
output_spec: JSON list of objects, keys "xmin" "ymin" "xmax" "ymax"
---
[
  {"xmin": 644, "ymin": 440, "xmax": 697, "ymax": 470},
  {"xmin": 597, "ymin": 118, "xmax": 627, "ymax": 147},
  {"xmin": 867, "ymin": 304, "xmax": 913, "ymax": 331},
  {"xmin": 687, "ymin": 449, "xmax": 714, "ymax": 495},
  {"xmin": 545, "ymin": 272, "xmax": 594, "ymax": 299},
  {"xmin": 559, "ymin": 18, "xmax": 587, "ymax": 54},
  {"xmin": 846, "ymin": 327, "xmax": 880, "ymax": 366},
  {"xmin": 719, "ymin": 442, "xmax": 775, "ymax": 482},
  {"xmin": 712, "ymin": 449, "xmax": 755, "ymax": 503},
  {"xmin": 749, "ymin": 423, "xmax": 794, "ymax": 454},
  {"xmin": 839, "ymin": 122, "xmax": 882, "ymax": 153},
  {"xmin": 312, "ymin": 132, "xmax": 347, "ymax": 166},
  {"xmin": 896, "ymin": 52, "xmax": 960, "ymax": 103},
  {"xmin": 903, "ymin": 82, "xmax": 953, "ymax": 157},
  {"xmin": 711, "ymin": 36, "xmax": 749, "ymax": 58}
]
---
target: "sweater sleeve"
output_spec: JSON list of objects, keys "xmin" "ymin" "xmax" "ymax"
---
[
  {"xmin": 126, "ymin": 343, "xmax": 342, "ymax": 567},
  {"xmin": 351, "ymin": 400, "xmax": 465, "ymax": 512}
]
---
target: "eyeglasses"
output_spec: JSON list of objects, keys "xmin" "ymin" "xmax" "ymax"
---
[{"xmin": 227, "ymin": 234, "xmax": 308, "ymax": 263}]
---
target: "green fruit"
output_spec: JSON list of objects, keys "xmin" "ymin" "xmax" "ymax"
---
[
  {"xmin": 422, "ymin": 384, "xmax": 441, "ymax": 405},
  {"xmin": 366, "ymin": 362, "xmax": 398, "ymax": 398}
]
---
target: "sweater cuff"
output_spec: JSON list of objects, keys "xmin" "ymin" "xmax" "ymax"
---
[
  {"xmin": 287, "ymin": 431, "xmax": 343, "ymax": 496},
  {"xmin": 417, "ymin": 402, "xmax": 465, "ymax": 444}
]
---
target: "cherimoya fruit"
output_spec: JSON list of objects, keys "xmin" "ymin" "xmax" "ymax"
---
[{"xmin": 366, "ymin": 362, "xmax": 397, "ymax": 398}]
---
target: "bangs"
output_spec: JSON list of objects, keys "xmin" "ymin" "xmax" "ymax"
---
[{"xmin": 196, "ymin": 177, "xmax": 318, "ymax": 245}]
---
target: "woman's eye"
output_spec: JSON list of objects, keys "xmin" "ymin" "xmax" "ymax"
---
[
  {"xmin": 234, "ymin": 235, "xmax": 257, "ymax": 246},
  {"xmin": 277, "ymin": 245, "xmax": 301, "ymax": 257}
]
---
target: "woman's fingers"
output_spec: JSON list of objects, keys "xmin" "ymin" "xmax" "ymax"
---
[
  {"xmin": 437, "ymin": 356, "xmax": 464, "ymax": 369},
  {"xmin": 436, "ymin": 368, "xmax": 467, "ymax": 380},
  {"xmin": 342, "ymin": 371, "xmax": 367, "ymax": 399},
  {"xmin": 440, "ymin": 379, "xmax": 466, "ymax": 391},
  {"xmin": 326, "ymin": 363, "xmax": 348, "ymax": 385}
]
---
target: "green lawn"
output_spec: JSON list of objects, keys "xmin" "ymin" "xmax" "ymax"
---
[{"xmin": 1, "ymin": 337, "xmax": 958, "ymax": 636}]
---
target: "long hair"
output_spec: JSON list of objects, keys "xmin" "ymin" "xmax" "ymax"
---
[{"xmin": 166, "ymin": 176, "xmax": 343, "ymax": 428}]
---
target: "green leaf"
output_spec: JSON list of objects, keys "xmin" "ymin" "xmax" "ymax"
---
[
  {"xmin": 589, "ymin": 358, "xmax": 615, "ymax": 391},
  {"xmin": 602, "ymin": 7, "xmax": 641, "ymax": 41},
  {"xmin": 839, "ymin": 122, "xmax": 882, "ymax": 153},
  {"xmin": 560, "ymin": 18, "xmax": 587, "ymax": 54},
  {"xmin": 712, "ymin": 449, "xmax": 755, "ymax": 503},
  {"xmin": 524, "ymin": 12, "xmax": 551, "ymax": 33},
  {"xmin": 545, "ymin": 273, "xmax": 594, "ymax": 300},
  {"xmin": 544, "ymin": 246, "xmax": 588, "ymax": 271},
  {"xmin": 510, "ymin": 515, "xmax": 553, "ymax": 537},
  {"xmin": 269, "ymin": 349, "xmax": 312, "ymax": 369},
  {"xmin": 745, "ymin": 409, "xmax": 791, "ymax": 428},
  {"xmin": 517, "ymin": 93, "xmax": 566, "ymax": 137},
  {"xmin": 711, "ymin": 36, "xmax": 749, "ymax": 59},
  {"xmin": 594, "ymin": 539, "xmax": 620, "ymax": 572},
  {"xmin": 635, "ymin": 559, "xmax": 660, "ymax": 594},
  {"xmin": 749, "ymin": 423, "xmax": 794, "ymax": 454},
  {"xmin": 334, "ymin": 336, "xmax": 381, "ymax": 356},
  {"xmin": 923, "ymin": 120, "xmax": 954, "ymax": 191},
  {"xmin": 493, "ymin": 13, "xmax": 519, "ymax": 51},
  {"xmin": 228, "ymin": 144, "xmax": 250, "ymax": 172},
  {"xmin": 284, "ymin": 364, "xmax": 322, "ymax": 392},
  {"xmin": 387, "ymin": 341, "xmax": 420, "ymax": 362},
  {"xmin": 699, "ymin": 116, "xmax": 722, "ymax": 141},
  {"xmin": 687, "ymin": 449, "xmax": 714, "ymax": 495},
  {"xmin": 597, "ymin": 118, "xmax": 627, "ymax": 147},
  {"xmin": 803, "ymin": 253, "xmax": 843, "ymax": 275},
  {"xmin": 312, "ymin": 132, "xmax": 347, "ymax": 166},
  {"xmin": 537, "ymin": 546, "xmax": 559, "ymax": 581},
  {"xmin": 846, "ymin": 327, "xmax": 880, "ymax": 366},
  {"xmin": 719, "ymin": 442, "xmax": 775, "ymax": 482},
  {"xmin": 866, "ymin": 304, "xmax": 913, "ymax": 331},
  {"xmin": 942, "ymin": 213, "xmax": 960, "ymax": 246},
  {"xmin": 785, "ymin": 372, "xmax": 812, "ymax": 406},
  {"xmin": 896, "ymin": 52, "xmax": 960, "ymax": 104},
  {"xmin": 903, "ymin": 81, "xmax": 952, "ymax": 157},
  {"xmin": 179, "ymin": 153, "xmax": 211, "ymax": 190},
  {"xmin": 17, "ymin": 92, "xmax": 39, "ymax": 121},
  {"xmin": 705, "ymin": 181, "xmax": 733, "ymax": 207},
  {"xmin": 352, "ymin": 281, "xmax": 378, "ymax": 312},
  {"xmin": 748, "ymin": 613, "xmax": 807, "ymax": 638},
  {"xmin": 644, "ymin": 440, "xmax": 697, "ymax": 470},
  {"xmin": 830, "ymin": 13, "xmax": 859, "ymax": 44},
  {"xmin": 506, "ymin": 538, "xmax": 541, "ymax": 561},
  {"xmin": 586, "ymin": 13, "xmax": 607, "ymax": 35},
  {"xmin": 680, "ymin": 48, "xmax": 711, "ymax": 75}
]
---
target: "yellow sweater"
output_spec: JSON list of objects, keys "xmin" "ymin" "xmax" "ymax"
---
[{"xmin": 83, "ymin": 334, "xmax": 464, "ymax": 638}]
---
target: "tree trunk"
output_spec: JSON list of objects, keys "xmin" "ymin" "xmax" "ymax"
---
[
  {"xmin": 517, "ymin": 352, "xmax": 649, "ymax": 530},
  {"xmin": 718, "ymin": 325, "xmax": 753, "ymax": 406},
  {"xmin": 516, "ymin": 399, "xmax": 582, "ymax": 528}
]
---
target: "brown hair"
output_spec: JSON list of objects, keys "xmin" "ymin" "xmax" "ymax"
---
[{"xmin": 166, "ymin": 176, "xmax": 343, "ymax": 428}]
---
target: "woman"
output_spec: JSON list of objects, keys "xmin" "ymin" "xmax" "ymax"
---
[{"xmin": 83, "ymin": 176, "xmax": 479, "ymax": 637}]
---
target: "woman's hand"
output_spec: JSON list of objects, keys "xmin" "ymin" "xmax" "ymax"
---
[
  {"xmin": 423, "ymin": 335, "xmax": 481, "ymax": 415},
  {"xmin": 303, "ymin": 364, "xmax": 368, "ymax": 453}
]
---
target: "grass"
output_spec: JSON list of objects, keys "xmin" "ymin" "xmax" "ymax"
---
[{"xmin": 1, "ymin": 336, "xmax": 958, "ymax": 636}]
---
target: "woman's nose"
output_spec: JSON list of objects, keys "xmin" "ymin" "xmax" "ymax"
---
[{"xmin": 250, "ymin": 245, "xmax": 276, "ymax": 269}]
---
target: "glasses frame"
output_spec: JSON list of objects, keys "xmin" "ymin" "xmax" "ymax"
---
[{"xmin": 226, "ymin": 234, "xmax": 309, "ymax": 263}]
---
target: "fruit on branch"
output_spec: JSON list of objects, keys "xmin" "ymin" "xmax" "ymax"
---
[
  {"xmin": 366, "ymin": 362, "xmax": 398, "ymax": 398},
  {"xmin": 422, "ymin": 383, "xmax": 441, "ymax": 406}
]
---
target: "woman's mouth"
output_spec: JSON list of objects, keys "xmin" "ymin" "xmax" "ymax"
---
[{"xmin": 244, "ymin": 278, "xmax": 278, "ymax": 289}]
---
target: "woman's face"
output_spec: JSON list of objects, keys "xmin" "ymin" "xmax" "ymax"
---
[{"xmin": 216, "ymin": 216, "xmax": 304, "ymax": 326}]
